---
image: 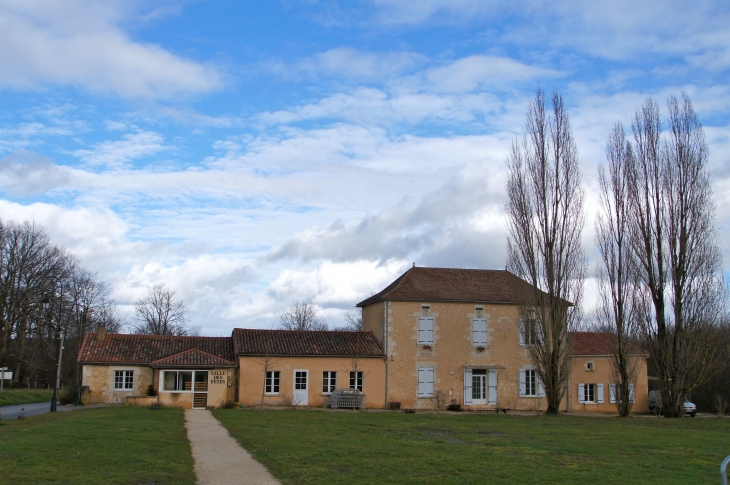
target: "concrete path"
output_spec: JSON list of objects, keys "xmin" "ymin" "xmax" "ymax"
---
[
  {"xmin": 0, "ymin": 402, "xmax": 108, "ymax": 421},
  {"xmin": 185, "ymin": 409, "xmax": 280, "ymax": 485}
]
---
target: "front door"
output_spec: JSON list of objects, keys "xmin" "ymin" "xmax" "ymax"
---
[
  {"xmin": 293, "ymin": 370, "xmax": 308, "ymax": 406},
  {"xmin": 472, "ymin": 370, "xmax": 487, "ymax": 405},
  {"xmin": 193, "ymin": 371, "xmax": 208, "ymax": 409}
]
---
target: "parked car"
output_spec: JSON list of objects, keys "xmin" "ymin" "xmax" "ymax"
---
[{"xmin": 648, "ymin": 390, "xmax": 696, "ymax": 417}]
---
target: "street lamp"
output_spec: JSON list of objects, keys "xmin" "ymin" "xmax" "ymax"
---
[{"xmin": 42, "ymin": 294, "xmax": 64, "ymax": 412}]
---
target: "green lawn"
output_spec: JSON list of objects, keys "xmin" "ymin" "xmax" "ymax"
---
[
  {"xmin": 214, "ymin": 409, "xmax": 730, "ymax": 485},
  {"xmin": 0, "ymin": 406, "xmax": 195, "ymax": 485},
  {"xmin": 0, "ymin": 388, "xmax": 54, "ymax": 406}
]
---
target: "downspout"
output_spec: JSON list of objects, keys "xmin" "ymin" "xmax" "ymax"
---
[{"xmin": 383, "ymin": 301, "xmax": 389, "ymax": 409}]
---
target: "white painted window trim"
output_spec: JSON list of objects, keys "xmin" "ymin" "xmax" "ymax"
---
[
  {"xmin": 519, "ymin": 369, "xmax": 545, "ymax": 398},
  {"xmin": 265, "ymin": 370, "xmax": 281, "ymax": 395},
  {"xmin": 322, "ymin": 371, "xmax": 337, "ymax": 394},
  {"xmin": 349, "ymin": 371, "xmax": 363, "ymax": 392},
  {"xmin": 113, "ymin": 370, "xmax": 134, "ymax": 391},
  {"xmin": 609, "ymin": 383, "xmax": 635, "ymax": 404},
  {"xmin": 160, "ymin": 370, "xmax": 210, "ymax": 393}
]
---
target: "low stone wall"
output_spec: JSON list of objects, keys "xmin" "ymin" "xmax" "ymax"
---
[{"xmin": 126, "ymin": 396, "xmax": 158, "ymax": 407}]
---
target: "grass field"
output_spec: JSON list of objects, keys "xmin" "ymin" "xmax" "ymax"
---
[
  {"xmin": 214, "ymin": 409, "xmax": 730, "ymax": 485},
  {"xmin": 0, "ymin": 406, "xmax": 195, "ymax": 485},
  {"xmin": 0, "ymin": 389, "xmax": 54, "ymax": 406}
]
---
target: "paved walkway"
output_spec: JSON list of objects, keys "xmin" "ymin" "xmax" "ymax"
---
[{"xmin": 185, "ymin": 409, "xmax": 280, "ymax": 485}]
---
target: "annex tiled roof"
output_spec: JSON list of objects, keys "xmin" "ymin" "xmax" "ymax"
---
[
  {"xmin": 150, "ymin": 348, "xmax": 236, "ymax": 368},
  {"xmin": 357, "ymin": 267, "xmax": 566, "ymax": 307},
  {"xmin": 78, "ymin": 334, "xmax": 235, "ymax": 365},
  {"xmin": 232, "ymin": 329, "xmax": 384, "ymax": 357},
  {"xmin": 569, "ymin": 332, "xmax": 646, "ymax": 356},
  {"xmin": 570, "ymin": 332, "xmax": 613, "ymax": 356}
]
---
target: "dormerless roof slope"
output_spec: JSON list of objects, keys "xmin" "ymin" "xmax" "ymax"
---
[
  {"xmin": 77, "ymin": 334, "xmax": 235, "ymax": 365},
  {"xmin": 357, "ymin": 267, "xmax": 562, "ymax": 307},
  {"xmin": 232, "ymin": 329, "xmax": 384, "ymax": 357}
]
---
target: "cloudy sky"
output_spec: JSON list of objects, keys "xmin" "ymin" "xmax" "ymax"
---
[{"xmin": 1, "ymin": 0, "xmax": 729, "ymax": 334}]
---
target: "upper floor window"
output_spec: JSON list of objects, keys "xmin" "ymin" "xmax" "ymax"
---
[
  {"xmin": 473, "ymin": 318, "xmax": 488, "ymax": 347},
  {"xmin": 519, "ymin": 318, "xmax": 539, "ymax": 346},
  {"xmin": 418, "ymin": 317, "xmax": 434, "ymax": 345}
]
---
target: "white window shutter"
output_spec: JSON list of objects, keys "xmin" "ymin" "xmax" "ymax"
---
[
  {"xmin": 537, "ymin": 377, "xmax": 545, "ymax": 397},
  {"xmin": 488, "ymin": 370, "xmax": 497, "ymax": 405},
  {"xmin": 519, "ymin": 370, "xmax": 526, "ymax": 397},
  {"xmin": 464, "ymin": 369, "xmax": 472, "ymax": 405},
  {"xmin": 597, "ymin": 384, "xmax": 604, "ymax": 404},
  {"xmin": 518, "ymin": 320, "xmax": 525, "ymax": 346},
  {"xmin": 418, "ymin": 368, "xmax": 434, "ymax": 397},
  {"xmin": 609, "ymin": 384, "xmax": 616, "ymax": 404},
  {"xmin": 419, "ymin": 317, "xmax": 434, "ymax": 345},
  {"xmin": 578, "ymin": 384, "xmax": 585, "ymax": 404},
  {"xmin": 629, "ymin": 384, "xmax": 635, "ymax": 403},
  {"xmin": 473, "ymin": 319, "xmax": 487, "ymax": 346}
]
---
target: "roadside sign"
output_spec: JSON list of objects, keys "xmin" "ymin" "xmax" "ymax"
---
[{"xmin": 0, "ymin": 371, "xmax": 11, "ymax": 380}]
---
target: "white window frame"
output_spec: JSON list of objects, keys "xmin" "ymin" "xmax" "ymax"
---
[
  {"xmin": 472, "ymin": 318, "xmax": 488, "ymax": 347},
  {"xmin": 322, "ymin": 371, "xmax": 337, "ymax": 394},
  {"xmin": 519, "ymin": 369, "xmax": 545, "ymax": 398},
  {"xmin": 265, "ymin": 370, "xmax": 281, "ymax": 395},
  {"xmin": 578, "ymin": 383, "xmax": 604, "ymax": 404},
  {"xmin": 349, "ymin": 371, "xmax": 363, "ymax": 392},
  {"xmin": 114, "ymin": 370, "xmax": 134, "ymax": 390},
  {"xmin": 418, "ymin": 316, "xmax": 434, "ymax": 345},
  {"xmin": 417, "ymin": 367, "xmax": 434, "ymax": 398}
]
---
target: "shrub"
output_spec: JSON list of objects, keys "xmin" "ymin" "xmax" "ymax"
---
[{"xmin": 219, "ymin": 400, "xmax": 237, "ymax": 409}]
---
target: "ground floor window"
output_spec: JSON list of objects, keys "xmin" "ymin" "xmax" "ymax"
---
[
  {"xmin": 114, "ymin": 370, "xmax": 134, "ymax": 390},
  {"xmin": 322, "ymin": 371, "xmax": 336, "ymax": 394},
  {"xmin": 266, "ymin": 370, "xmax": 280, "ymax": 394},
  {"xmin": 417, "ymin": 368, "xmax": 434, "ymax": 398},
  {"xmin": 519, "ymin": 369, "xmax": 545, "ymax": 397},
  {"xmin": 349, "ymin": 371, "xmax": 363, "ymax": 392},
  {"xmin": 163, "ymin": 371, "xmax": 193, "ymax": 391},
  {"xmin": 609, "ymin": 383, "xmax": 635, "ymax": 403},
  {"xmin": 578, "ymin": 383, "xmax": 604, "ymax": 404}
]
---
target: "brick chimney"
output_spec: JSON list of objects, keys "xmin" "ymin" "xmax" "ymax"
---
[{"xmin": 96, "ymin": 324, "xmax": 106, "ymax": 342}]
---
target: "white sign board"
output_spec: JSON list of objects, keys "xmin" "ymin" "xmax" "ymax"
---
[{"xmin": 0, "ymin": 371, "xmax": 12, "ymax": 380}]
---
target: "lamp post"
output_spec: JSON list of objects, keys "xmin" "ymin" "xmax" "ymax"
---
[{"xmin": 43, "ymin": 295, "xmax": 64, "ymax": 412}]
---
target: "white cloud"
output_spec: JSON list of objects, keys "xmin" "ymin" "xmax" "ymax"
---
[
  {"xmin": 0, "ymin": 151, "xmax": 75, "ymax": 196},
  {"xmin": 73, "ymin": 131, "xmax": 168, "ymax": 168},
  {"xmin": 0, "ymin": 0, "xmax": 221, "ymax": 99}
]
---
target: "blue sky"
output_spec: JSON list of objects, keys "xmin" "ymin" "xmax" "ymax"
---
[{"xmin": 1, "ymin": 0, "xmax": 729, "ymax": 334}]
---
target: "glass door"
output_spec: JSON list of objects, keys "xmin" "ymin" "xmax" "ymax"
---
[{"xmin": 472, "ymin": 369, "xmax": 487, "ymax": 405}]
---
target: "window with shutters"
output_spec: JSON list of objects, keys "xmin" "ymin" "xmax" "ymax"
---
[
  {"xmin": 322, "ymin": 371, "xmax": 336, "ymax": 394},
  {"xmin": 519, "ymin": 369, "xmax": 545, "ymax": 398},
  {"xmin": 417, "ymin": 367, "xmax": 434, "ymax": 398},
  {"xmin": 519, "ymin": 319, "xmax": 538, "ymax": 346},
  {"xmin": 114, "ymin": 370, "xmax": 134, "ymax": 390},
  {"xmin": 418, "ymin": 317, "xmax": 434, "ymax": 345},
  {"xmin": 578, "ymin": 383, "xmax": 604, "ymax": 404},
  {"xmin": 472, "ymin": 318, "xmax": 488, "ymax": 347},
  {"xmin": 609, "ymin": 383, "xmax": 635, "ymax": 404},
  {"xmin": 349, "ymin": 371, "xmax": 363, "ymax": 392}
]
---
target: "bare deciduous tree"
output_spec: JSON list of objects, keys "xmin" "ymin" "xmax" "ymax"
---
[
  {"xmin": 332, "ymin": 310, "xmax": 363, "ymax": 332},
  {"xmin": 505, "ymin": 88, "xmax": 586, "ymax": 415},
  {"xmin": 278, "ymin": 300, "xmax": 327, "ymax": 331},
  {"xmin": 596, "ymin": 123, "xmax": 642, "ymax": 416},
  {"xmin": 133, "ymin": 284, "xmax": 189, "ymax": 336},
  {"xmin": 628, "ymin": 94, "xmax": 725, "ymax": 417}
]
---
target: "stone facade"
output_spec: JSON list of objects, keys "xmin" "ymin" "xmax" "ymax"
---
[
  {"xmin": 81, "ymin": 364, "xmax": 153, "ymax": 405},
  {"xmin": 364, "ymin": 300, "xmax": 551, "ymax": 411}
]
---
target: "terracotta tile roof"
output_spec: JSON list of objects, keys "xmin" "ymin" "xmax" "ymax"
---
[
  {"xmin": 150, "ymin": 349, "xmax": 236, "ymax": 368},
  {"xmin": 77, "ymin": 333, "xmax": 235, "ymax": 365},
  {"xmin": 570, "ymin": 332, "xmax": 613, "ymax": 356},
  {"xmin": 569, "ymin": 332, "xmax": 646, "ymax": 356},
  {"xmin": 357, "ymin": 267, "xmax": 565, "ymax": 307},
  {"xmin": 232, "ymin": 329, "xmax": 384, "ymax": 357}
]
